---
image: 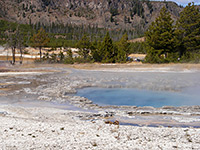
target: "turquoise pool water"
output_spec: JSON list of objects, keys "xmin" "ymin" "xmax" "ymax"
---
[{"xmin": 76, "ymin": 87, "xmax": 200, "ymax": 107}]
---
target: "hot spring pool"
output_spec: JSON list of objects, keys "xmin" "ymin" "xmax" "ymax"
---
[{"xmin": 76, "ymin": 87, "xmax": 200, "ymax": 107}]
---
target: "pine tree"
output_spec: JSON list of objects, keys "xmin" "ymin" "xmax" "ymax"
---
[
  {"xmin": 31, "ymin": 28, "xmax": 49, "ymax": 60},
  {"xmin": 99, "ymin": 32, "xmax": 115, "ymax": 63},
  {"xmin": 90, "ymin": 40, "xmax": 101, "ymax": 62},
  {"xmin": 175, "ymin": 2, "xmax": 200, "ymax": 58},
  {"xmin": 145, "ymin": 7, "xmax": 174, "ymax": 63},
  {"xmin": 76, "ymin": 34, "xmax": 91, "ymax": 59},
  {"xmin": 63, "ymin": 49, "xmax": 74, "ymax": 64},
  {"xmin": 116, "ymin": 33, "xmax": 130, "ymax": 63}
]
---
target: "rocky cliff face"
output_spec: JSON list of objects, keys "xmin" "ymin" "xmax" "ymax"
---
[{"xmin": 0, "ymin": 0, "xmax": 182, "ymax": 31}]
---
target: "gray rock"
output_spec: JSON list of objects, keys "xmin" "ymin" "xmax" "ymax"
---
[
  {"xmin": 0, "ymin": 111, "xmax": 8, "ymax": 116},
  {"xmin": 38, "ymin": 96, "xmax": 52, "ymax": 101}
]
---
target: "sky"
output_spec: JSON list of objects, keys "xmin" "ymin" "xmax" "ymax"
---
[
  {"xmin": 173, "ymin": 0, "xmax": 200, "ymax": 6},
  {"xmin": 152, "ymin": 0, "xmax": 200, "ymax": 6}
]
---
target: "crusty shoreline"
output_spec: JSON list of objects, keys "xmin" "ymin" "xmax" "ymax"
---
[{"xmin": 1, "ymin": 105, "xmax": 200, "ymax": 150}]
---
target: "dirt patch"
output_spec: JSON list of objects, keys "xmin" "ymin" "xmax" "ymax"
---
[
  {"xmin": 0, "ymin": 80, "xmax": 41, "ymax": 93},
  {"xmin": 0, "ymin": 73, "xmax": 48, "ymax": 94},
  {"xmin": 69, "ymin": 63, "xmax": 200, "ymax": 71},
  {"xmin": 0, "ymin": 69, "xmax": 11, "ymax": 72},
  {"xmin": 0, "ymin": 56, "xmax": 36, "ymax": 62}
]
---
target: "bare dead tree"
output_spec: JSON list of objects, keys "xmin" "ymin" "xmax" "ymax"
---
[
  {"xmin": 7, "ymin": 31, "xmax": 17, "ymax": 65},
  {"xmin": 6, "ymin": 26, "xmax": 24, "ymax": 65}
]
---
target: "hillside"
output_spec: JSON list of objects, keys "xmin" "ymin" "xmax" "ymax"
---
[{"xmin": 0, "ymin": 0, "xmax": 182, "ymax": 33}]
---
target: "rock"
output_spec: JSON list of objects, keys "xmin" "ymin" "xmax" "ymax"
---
[
  {"xmin": 93, "ymin": 114, "xmax": 101, "ymax": 117},
  {"xmin": 105, "ymin": 120, "xmax": 119, "ymax": 125},
  {"xmin": 138, "ymin": 106, "xmax": 155, "ymax": 110},
  {"xmin": 104, "ymin": 112, "xmax": 115, "ymax": 118},
  {"xmin": 162, "ymin": 106, "xmax": 177, "ymax": 110},
  {"xmin": 136, "ymin": 110, "xmax": 153, "ymax": 115},
  {"xmin": 105, "ymin": 120, "xmax": 113, "ymax": 124},
  {"xmin": 0, "ymin": 111, "xmax": 8, "ymax": 116},
  {"xmin": 63, "ymin": 88, "xmax": 77, "ymax": 95},
  {"xmin": 113, "ymin": 120, "xmax": 119, "ymax": 125},
  {"xmin": 38, "ymin": 96, "xmax": 52, "ymax": 101},
  {"xmin": 127, "ymin": 112, "xmax": 134, "ymax": 115},
  {"xmin": 140, "ymin": 111, "xmax": 151, "ymax": 114}
]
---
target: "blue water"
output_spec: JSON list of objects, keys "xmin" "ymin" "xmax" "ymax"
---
[{"xmin": 76, "ymin": 87, "xmax": 200, "ymax": 107}]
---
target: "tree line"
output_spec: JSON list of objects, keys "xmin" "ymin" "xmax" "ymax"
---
[
  {"xmin": 1, "ymin": 21, "xmax": 141, "ymax": 64},
  {"xmin": 34, "ymin": 31, "xmax": 130, "ymax": 64},
  {"xmin": 0, "ymin": 19, "xmax": 138, "ymax": 46},
  {"xmin": 76, "ymin": 32, "xmax": 130, "ymax": 63},
  {"xmin": 3, "ymin": 24, "xmax": 132, "ymax": 64}
]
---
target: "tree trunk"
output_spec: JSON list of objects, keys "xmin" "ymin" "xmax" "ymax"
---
[
  {"xmin": 39, "ymin": 47, "xmax": 42, "ymax": 60},
  {"xmin": 164, "ymin": 51, "xmax": 167, "ymax": 59},
  {"xmin": 12, "ymin": 47, "xmax": 15, "ymax": 65},
  {"xmin": 20, "ymin": 48, "xmax": 23, "ymax": 64}
]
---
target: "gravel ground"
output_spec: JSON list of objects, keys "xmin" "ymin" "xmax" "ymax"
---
[{"xmin": 0, "ymin": 105, "xmax": 200, "ymax": 150}]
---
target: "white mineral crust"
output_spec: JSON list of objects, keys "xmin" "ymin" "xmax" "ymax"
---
[{"xmin": 0, "ymin": 105, "xmax": 200, "ymax": 150}]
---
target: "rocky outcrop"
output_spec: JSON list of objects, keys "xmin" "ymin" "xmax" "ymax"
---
[{"xmin": 0, "ymin": 0, "xmax": 183, "ymax": 31}]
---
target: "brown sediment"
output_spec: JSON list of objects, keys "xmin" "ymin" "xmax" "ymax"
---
[
  {"xmin": 0, "ymin": 88, "xmax": 11, "ymax": 91},
  {"xmin": 0, "ymin": 92, "xmax": 7, "ymax": 96},
  {"xmin": 0, "ymin": 76, "xmax": 46, "ymax": 93},
  {"xmin": 68, "ymin": 63, "xmax": 200, "ymax": 71}
]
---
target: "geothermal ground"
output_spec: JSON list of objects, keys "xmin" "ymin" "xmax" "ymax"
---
[{"xmin": 0, "ymin": 63, "xmax": 200, "ymax": 149}]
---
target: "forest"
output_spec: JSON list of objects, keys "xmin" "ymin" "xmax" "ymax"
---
[{"xmin": 145, "ymin": 3, "xmax": 200, "ymax": 63}]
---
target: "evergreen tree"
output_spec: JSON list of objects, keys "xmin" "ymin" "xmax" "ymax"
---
[
  {"xmin": 31, "ymin": 28, "xmax": 49, "ymax": 60},
  {"xmin": 99, "ymin": 32, "xmax": 115, "ymax": 63},
  {"xmin": 145, "ymin": 7, "xmax": 174, "ymax": 63},
  {"xmin": 76, "ymin": 34, "xmax": 91, "ymax": 59},
  {"xmin": 64, "ymin": 49, "xmax": 74, "ymax": 64},
  {"xmin": 90, "ymin": 40, "xmax": 101, "ymax": 62},
  {"xmin": 175, "ymin": 2, "xmax": 200, "ymax": 58},
  {"xmin": 67, "ymin": 49, "xmax": 73, "ymax": 58},
  {"xmin": 116, "ymin": 33, "xmax": 130, "ymax": 62}
]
